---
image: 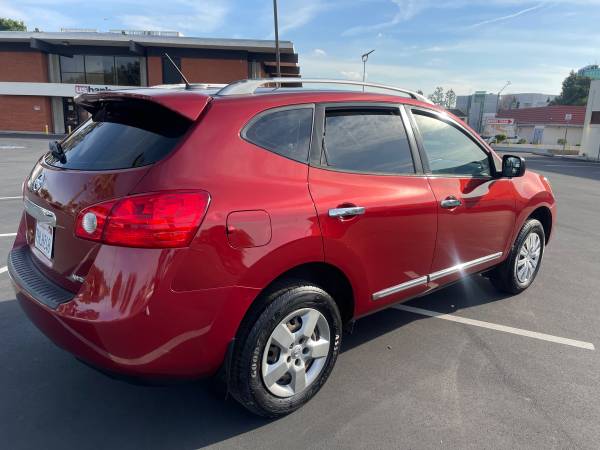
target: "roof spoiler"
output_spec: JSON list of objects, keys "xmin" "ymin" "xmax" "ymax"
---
[{"xmin": 75, "ymin": 89, "xmax": 212, "ymax": 121}]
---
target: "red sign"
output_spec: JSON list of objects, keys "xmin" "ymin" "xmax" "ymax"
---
[{"xmin": 486, "ymin": 118, "xmax": 515, "ymax": 125}]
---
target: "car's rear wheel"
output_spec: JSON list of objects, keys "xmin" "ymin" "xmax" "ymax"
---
[
  {"xmin": 229, "ymin": 280, "xmax": 342, "ymax": 417},
  {"xmin": 489, "ymin": 218, "xmax": 545, "ymax": 294}
]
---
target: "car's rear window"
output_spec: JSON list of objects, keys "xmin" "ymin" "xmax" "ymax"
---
[{"xmin": 46, "ymin": 99, "xmax": 192, "ymax": 170}]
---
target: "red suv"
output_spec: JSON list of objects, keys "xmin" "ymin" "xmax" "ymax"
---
[{"xmin": 8, "ymin": 78, "xmax": 555, "ymax": 417}]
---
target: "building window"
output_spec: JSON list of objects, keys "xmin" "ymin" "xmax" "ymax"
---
[
  {"xmin": 60, "ymin": 55, "xmax": 141, "ymax": 86},
  {"xmin": 162, "ymin": 55, "xmax": 182, "ymax": 84},
  {"xmin": 84, "ymin": 55, "xmax": 115, "ymax": 84},
  {"xmin": 116, "ymin": 56, "xmax": 141, "ymax": 85},
  {"xmin": 591, "ymin": 111, "xmax": 600, "ymax": 125}
]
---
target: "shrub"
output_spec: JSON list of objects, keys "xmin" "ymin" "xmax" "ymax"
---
[
  {"xmin": 557, "ymin": 138, "xmax": 567, "ymax": 145},
  {"xmin": 495, "ymin": 134, "xmax": 507, "ymax": 143},
  {"xmin": 517, "ymin": 138, "xmax": 527, "ymax": 144}
]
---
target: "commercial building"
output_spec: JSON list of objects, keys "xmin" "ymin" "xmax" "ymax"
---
[
  {"xmin": 581, "ymin": 79, "xmax": 600, "ymax": 159},
  {"xmin": 455, "ymin": 91, "xmax": 498, "ymax": 133},
  {"xmin": 498, "ymin": 93, "xmax": 556, "ymax": 110},
  {"xmin": 496, "ymin": 105, "xmax": 585, "ymax": 146},
  {"xmin": 578, "ymin": 65, "xmax": 600, "ymax": 80},
  {"xmin": 0, "ymin": 30, "xmax": 300, "ymax": 134}
]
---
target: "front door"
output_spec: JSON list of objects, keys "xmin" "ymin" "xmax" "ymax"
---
[
  {"xmin": 408, "ymin": 108, "xmax": 517, "ymax": 288},
  {"xmin": 308, "ymin": 104, "xmax": 438, "ymax": 315}
]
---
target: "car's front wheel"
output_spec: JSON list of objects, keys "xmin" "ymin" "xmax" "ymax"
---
[
  {"xmin": 489, "ymin": 218, "xmax": 545, "ymax": 294},
  {"xmin": 229, "ymin": 281, "xmax": 342, "ymax": 417}
]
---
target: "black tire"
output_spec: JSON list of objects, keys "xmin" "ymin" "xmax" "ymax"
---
[
  {"xmin": 489, "ymin": 218, "xmax": 545, "ymax": 294},
  {"xmin": 229, "ymin": 280, "xmax": 342, "ymax": 418}
]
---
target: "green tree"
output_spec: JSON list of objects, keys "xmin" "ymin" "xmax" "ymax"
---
[
  {"xmin": 428, "ymin": 86, "xmax": 445, "ymax": 105},
  {"xmin": 0, "ymin": 18, "xmax": 26, "ymax": 31},
  {"xmin": 551, "ymin": 71, "xmax": 591, "ymax": 106},
  {"xmin": 444, "ymin": 89, "xmax": 456, "ymax": 109}
]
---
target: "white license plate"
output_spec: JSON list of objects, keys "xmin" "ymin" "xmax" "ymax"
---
[{"xmin": 34, "ymin": 221, "xmax": 54, "ymax": 260}]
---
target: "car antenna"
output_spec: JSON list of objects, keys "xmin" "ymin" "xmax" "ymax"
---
[{"xmin": 163, "ymin": 52, "xmax": 192, "ymax": 90}]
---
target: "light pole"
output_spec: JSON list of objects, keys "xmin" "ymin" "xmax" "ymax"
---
[
  {"xmin": 361, "ymin": 49, "xmax": 375, "ymax": 91},
  {"xmin": 273, "ymin": 0, "xmax": 281, "ymax": 78},
  {"xmin": 496, "ymin": 80, "xmax": 511, "ymax": 115}
]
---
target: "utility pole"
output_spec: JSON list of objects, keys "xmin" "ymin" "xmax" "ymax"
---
[
  {"xmin": 361, "ymin": 49, "xmax": 375, "ymax": 92},
  {"xmin": 563, "ymin": 113, "xmax": 572, "ymax": 152},
  {"xmin": 496, "ymin": 81, "xmax": 511, "ymax": 115},
  {"xmin": 273, "ymin": 0, "xmax": 281, "ymax": 78}
]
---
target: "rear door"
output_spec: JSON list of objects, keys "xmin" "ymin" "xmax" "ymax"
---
[
  {"xmin": 23, "ymin": 97, "xmax": 195, "ymax": 291},
  {"xmin": 407, "ymin": 107, "xmax": 517, "ymax": 287},
  {"xmin": 308, "ymin": 103, "xmax": 437, "ymax": 315}
]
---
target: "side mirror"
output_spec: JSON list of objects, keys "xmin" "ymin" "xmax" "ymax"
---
[{"xmin": 501, "ymin": 154, "xmax": 526, "ymax": 178}]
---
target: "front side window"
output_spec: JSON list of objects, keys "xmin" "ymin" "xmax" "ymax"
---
[
  {"xmin": 243, "ymin": 108, "xmax": 314, "ymax": 163},
  {"xmin": 323, "ymin": 109, "xmax": 415, "ymax": 174},
  {"xmin": 413, "ymin": 112, "xmax": 490, "ymax": 177}
]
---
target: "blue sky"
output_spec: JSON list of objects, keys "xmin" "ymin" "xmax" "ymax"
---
[{"xmin": 3, "ymin": 0, "xmax": 600, "ymax": 95}]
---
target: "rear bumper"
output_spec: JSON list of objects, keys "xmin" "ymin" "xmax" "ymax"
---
[{"xmin": 8, "ymin": 244, "xmax": 259, "ymax": 379}]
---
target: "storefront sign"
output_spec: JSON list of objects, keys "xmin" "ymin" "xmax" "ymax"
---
[{"xmin": 74, "ymin": 85, "xmax": 116, "ymax": 94}]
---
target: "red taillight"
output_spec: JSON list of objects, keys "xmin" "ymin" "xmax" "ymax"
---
[{"xmin": 75, "ymin": 191, "xmax": 210, "ymax": 248}]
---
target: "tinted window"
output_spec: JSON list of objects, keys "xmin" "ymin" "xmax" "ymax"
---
[
  {"xmin": 323, "ymin": 109, "xmax": 414, "ymax": 174},
  {"xmin": 162, "ymin": 55, "xmax": 182, "ymax": 84},
  {"xmin": 244, "ymin": 108, "xmax": 313, "ymax": 163},
  {"xmin": 414, "ymin": 112, "xmax": 490, "ymax": 176},
  {"xmin": 46, "ymin": 100, "xmax": 191, "ymax": 171},
  {"xmin": 85, "ymin": 55, "xmax": 115, "ymax": 85}
]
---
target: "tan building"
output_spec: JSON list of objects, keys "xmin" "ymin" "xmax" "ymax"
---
[{"xmin": 496, "ymin": 105, "xmax": 585, "ymax": 146}]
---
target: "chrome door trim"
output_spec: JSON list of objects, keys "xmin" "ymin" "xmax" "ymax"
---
[
  {"xmin": 328, "ymin": 206, "xmax": 366, "ymax": 218},
  {"xmin": 24, "ymin": 198, "xmax": 56, "ymax": 226},
  {"xmin": 372, "ymin": 252, "xmax": 503, "ymax": 300},
  {"xmin": 428, "ymin": 252, "xmax": 503, "ymax": 281},
  {"xmin": 372, "ymin": 276, "xmax": 428, "ymax": 300}
]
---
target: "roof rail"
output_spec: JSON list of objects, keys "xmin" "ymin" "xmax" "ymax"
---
[
  {"xmin": 151, "ymin": 83, "xmax": 227, "ymax": 90},
  {"xmin": 217, "ymin": 78, "xmax": 432, "ymax": 103}
]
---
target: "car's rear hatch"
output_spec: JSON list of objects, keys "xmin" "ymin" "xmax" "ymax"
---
[{"xmin": 22, "ymin": 89, "xmax": 212, "ymax": 291}]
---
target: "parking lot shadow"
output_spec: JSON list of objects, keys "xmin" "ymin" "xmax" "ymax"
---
[
  {"xmin": 343, "ymin": 274, "xmax": 512, "ymax": 351},
  {"xmin": 0, "ymin": 275, "xmax": 509, "ymax": 450}
]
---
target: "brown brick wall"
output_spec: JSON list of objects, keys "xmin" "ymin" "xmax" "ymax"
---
[
  {"xmin": 0, "ymin": 96, "xmax": 53, "ymax": 132},
  {"xmin": 181, "ymin": 57, "xmax": 249, "ymax": 83},
  {"xmin": 0, "ymin": 51, "xmax": 48, "ymax": 82},
  {"xmin": 147, "ymin": 55, "xmax": 163, "ymax": 86}
]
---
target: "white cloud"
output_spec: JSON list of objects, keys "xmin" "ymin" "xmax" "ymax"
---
[
  {"xmin": 465, "ymin": 2, "xmax": 546, "ymax": 29},
  {"xmin": 313, "ymin": 48, "xmax": 327, "ymax": 57},
  {"xmin": 118, "ymin": 0, "xmax": 229, "ymax": 33},
  {"xmin": 342, "ymin": 0, "xmax": 425, "ymax": 36},
  {"xmin": 340, "ymin": 70, "xmax": 363, "ymax": 81}
]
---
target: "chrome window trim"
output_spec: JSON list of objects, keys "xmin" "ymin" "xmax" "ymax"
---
[
  {"xmin": 24, "ymin": 198, "xmax": 56, "ymax": 226},
  {"xmin": 372, "ymin": 252, "xmax": 503, "ymax": 300}
]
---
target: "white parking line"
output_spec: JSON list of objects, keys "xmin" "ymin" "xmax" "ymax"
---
[
  {"xmin": 0, "ymin": 233, "xmax": 16, "ymax": 237},
  {"xmin": 394, "ymin": 304, "xmax": 595, "ymax": 351},
  {"xmin": 0, "ymin": 266, "xmax": 7, "ymax": 274},
  {"xmin": 0, "ymin": 196, "xmax": 21, "ymax": 200}
]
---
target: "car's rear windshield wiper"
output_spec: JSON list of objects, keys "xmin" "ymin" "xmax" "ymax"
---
[{"xmin": 49, "ymin": 140, "xmax": 66, "ymax": 164}]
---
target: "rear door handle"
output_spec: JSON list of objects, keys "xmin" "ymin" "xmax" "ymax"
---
[
  {"xmin": 328, "ymin": 206, "xmax": 366, "ymax": 218},
  {"xmin": 440, "ymin": 196, "xmax": 461, "ymax": 209}
]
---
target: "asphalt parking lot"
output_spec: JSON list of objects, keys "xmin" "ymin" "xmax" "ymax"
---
[{"xmin": 1, "ymin": 137, "xmax": 599, "ymax": 449}]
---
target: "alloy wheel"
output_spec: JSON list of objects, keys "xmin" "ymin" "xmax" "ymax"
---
[
  {"xmin": 261, "ymin": 308, "xmax": 331, "ymax": 398},
  {"xmin": 515, "ymin": 232, "xmax": 542, "ymax": 284}
]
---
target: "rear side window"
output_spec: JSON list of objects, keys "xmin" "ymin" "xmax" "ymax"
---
[
  {"xmin": 243, "ymin": 107, "xmax": 313, "ymax": 163},
  {"xmin": 46, "ymin": 99, "xmax": 191, "ymax": 170},
  {"xmin": 323, "ymin": 109, "xmax": 415, "ymax": 174}
]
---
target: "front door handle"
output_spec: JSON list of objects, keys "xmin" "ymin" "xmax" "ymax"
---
[
  {"xmin": 440, "ymin": 196, "xmax": 461, "ymax": 209},
  {"xmin": 328, "ymin": 206, "xmax": 366, "ymax": 218}
]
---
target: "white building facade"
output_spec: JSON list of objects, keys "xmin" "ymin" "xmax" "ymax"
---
[{"xmin": 581, "ymin": 80, "xmax": 600, "ymax": 159}]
